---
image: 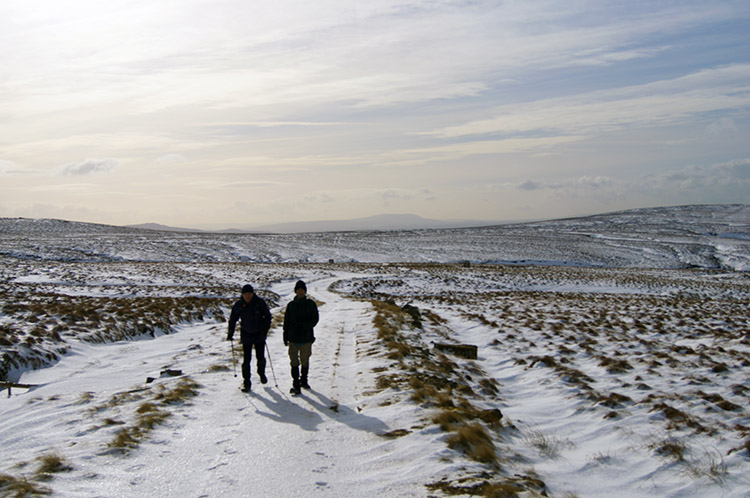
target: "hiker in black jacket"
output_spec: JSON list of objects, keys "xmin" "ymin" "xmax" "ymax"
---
[
  {"xmin": 227, "ymin": 284, "xmax": 272, "ymax": 392},
  {"xmin": 283, "ymin": 280, "xmax": 319, "ymax": 394}
]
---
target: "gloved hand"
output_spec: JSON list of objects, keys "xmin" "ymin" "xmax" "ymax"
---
[{"xmin": 284, "ymin": 340, "xmax": 289, "ymax": 346}]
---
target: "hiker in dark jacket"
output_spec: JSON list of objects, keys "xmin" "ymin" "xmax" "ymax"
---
[
  {"xmin": 283, "ymin": 280, "xmax": 319, "ymax": 394},
  {"xmin": 227, "ymin": 284, "xmax": 272, "ymax": 392}
]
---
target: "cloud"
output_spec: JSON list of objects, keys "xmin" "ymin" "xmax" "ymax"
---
[
  {"xmin": 60, "ymin": 158, "xmax": 119, "ymax": 176},
  {"xmin": 0, "ymin": 160, "xmax": 16, "ymax": 174},
  {"xmin": 303, "ymin": 193, "xmax": 335, "ymax": 204},
  {"xmin": 507, "ymin": 160, "xmax": 750, "ymax": 206},
  {"xmin": 223, "ymin": 181, "xmax": 286, "ymax": 189},
  {"xmin": 205, "ymin": 121, "xmax": 347, "ymax": 129},
  {"xmin": 707, "ymin": 117, "xmax": 739, "ymax": 135},
  {"xmin": 649, "ymin": 158, "xmax": 750, "ymax": 191},
  {"xmin": 425, "ymin": 64, "xmax": 750, "ymax": 139},
  {"xmin": 153, "ymin": 154, "xmax": 187, "ymax": 165},
  {"xmin": 515, "ymin": 176, "xmax": 614, "ymax": 192},
  {"xmin": 0, "ymin": 160, "xmax": 42, "ymax": 175},
  {"xmin": 517, "ymin": 180, "xmax": 542, "ymax": 191}
]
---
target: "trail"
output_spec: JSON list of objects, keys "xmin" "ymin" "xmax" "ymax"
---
[{"xmin": 1, "ymin": 274, "xmax": 432, "ymax": 497}]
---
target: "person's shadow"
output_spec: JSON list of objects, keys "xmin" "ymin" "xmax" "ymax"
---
[
  {"xmin": 300, "ymin": 389, "xmax": 391, "ymax": 435},
  {"xmin": 251, "ymin": 387, "xmax": 324, "ymax": 432}
]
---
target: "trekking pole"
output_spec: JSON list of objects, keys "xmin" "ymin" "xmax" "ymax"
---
[
  {"xmin": 265, "ymin": 342, "xmax": 279, "ymax": 388},
  {"xmin": 230, "ymin": 338, "xmax": 238, "ymax": 378}
]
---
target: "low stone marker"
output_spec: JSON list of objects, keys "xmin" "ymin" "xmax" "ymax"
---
[{"xmin": 434, "ymin": 342, "xmax": 478, "ymax": 359}]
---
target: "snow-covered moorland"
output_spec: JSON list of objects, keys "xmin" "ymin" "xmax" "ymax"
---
[{"xmin": 0, "ymin": 205, "xmax": 749, "ymax": 497}]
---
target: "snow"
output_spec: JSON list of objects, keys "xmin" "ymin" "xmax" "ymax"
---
[
  {"xmin": 1, "ymin": 205, "xmax": 749, "ymax": 497},
  {"xmin": 2, "ymin": 277, "xmax": 445, "ymax": 497},
  {"xmin": 1, "ymin": 204, "xmax": 749, "ymax": 270}
]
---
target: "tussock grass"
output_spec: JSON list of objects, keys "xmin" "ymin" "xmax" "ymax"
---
[
  {"xmin": 651, "ymin": 403, "xmax": 706, "ymax": 432},
  {"xmin": 153, "ymin": 377, "xmax": 201, "ymax": 404},
  {"xmin": 524, "ymin": 428, "xmax": 573, "ymax": 459},
  {"xmin": 433, "ymin": 410, "xmax": 467, "ymax": 431},
  {"xmin": 107, "ymin": 377, "xmax": 201, "ymax": 452},
  {"xmin": 684, "ymin": 448, "xmax": 728, "ymax": 484},
  {"xmin": 0, "ymin": 473, "xmax": 51, "ymax": 497},
  {"xmin": 446, "ymin": 423, "xmax": 499, "ymax": 465},
  {"xmin": 368, "ymin": 298, "xmax": 508, "ymax": 469},
  {"xmin": 1, "ymin": 289, "xmax": 227, "ymax": 378},
  {"xmin": 651, "ymin": 438, "xmax": 687, "ymax": 462},
  {"xmin": 426, "ymin": 472, "xmax": 548, "ymax": 497},
  {"xmin": 76, "ymin": 392, "xmax": 94, "ymax": 404},
  {"xmin": 34, "ymin": 453, "xmax": 72, "ymax": 481},
  {"xmin": 208, "ymin": 363, "xmax": 231, "ymax": 372},
  {"xmin": 410, "ymin": 377, "xmax": 438, "ymax": 404}
]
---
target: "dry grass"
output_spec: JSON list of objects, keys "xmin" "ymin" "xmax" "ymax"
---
[
  {"xmin": 446, "ymin": 423, "xmax": 499, "ymax": 465},
  {"xmin": 524, "ymin": 428, "xmax": 573, "ymax": 459},
  {"xmin": 0, "ymin": 289, "xmax": 227, "ymax": 379},
  {"xmin": 107, "ymin": 377, "xmax": 201, "ymax": 452},
  {"xmin": 426, "ymin": 472, "xmax": 548, "ymax": 497},
  {"xmin": 651, "ymin": 438, "xmax": 688, "ymax": 462},
  {"xmin": 153, "ymin": 377, "xmax": 201, "ymax": 404},
  {"xmin": 33, "ymin": 453, "xmax": 73, "ymax": 481},
  {"xmin": 0, "ymin": 473, "xmax": 51, "ymax": 497},
  {"xmin": 369, "ymin": 298, "xmax": 506, "ymax": 468}
]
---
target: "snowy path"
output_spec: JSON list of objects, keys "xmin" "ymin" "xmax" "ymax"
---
[{"xmin": 1, "ymin": 275, "xmax": 432, "ymax": 497}]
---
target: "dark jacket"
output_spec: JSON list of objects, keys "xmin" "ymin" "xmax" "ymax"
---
[
  {"xmin": 283, "ymin": 296, "xmax": 319, "ymax": 344},
  {"xmin": 228, "ymin": 295, "xmax": 272, "ymax": 345}
]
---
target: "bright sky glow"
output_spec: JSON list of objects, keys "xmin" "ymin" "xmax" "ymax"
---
[{"xmin": 1, "ymin": 0, "xmax": 749, "ymax": 229}]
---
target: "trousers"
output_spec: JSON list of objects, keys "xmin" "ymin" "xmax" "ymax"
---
[
  {"xmin": 242, "ymin": 341, "xmax": 266, "ymax": 383},
  {"xmin": 288, "ymin": 342, "xmax": 312, "ymax": 368}
]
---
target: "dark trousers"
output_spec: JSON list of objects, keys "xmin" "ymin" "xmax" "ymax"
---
[{"xmin": 242, "ymin": 341, "xmax": 266, "ymax": 384}]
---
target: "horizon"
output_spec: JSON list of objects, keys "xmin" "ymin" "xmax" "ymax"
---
[
  {"xmin": 1, "ymin": 1, "xmax": 749, "ymax": 229},
  {"xmin": 4, "ymin": 202, "xmax": 746, "ymax": 234}
]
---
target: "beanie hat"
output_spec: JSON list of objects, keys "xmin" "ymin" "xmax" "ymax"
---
[
  {"xmin": 294, "ymin": 280, "xmax": 307, "ymax": 292},
  {"xmin": 241, "ymin": 284, "xmax": 254, "ymax": 294}
]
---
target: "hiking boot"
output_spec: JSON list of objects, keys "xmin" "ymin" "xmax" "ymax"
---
[
  {"xmin": 240, "ymin": 382, "xmax": 251, "ymax": 393},
  {"xmin": 290, "ymin": 385, "xmax": 301, "ymax": 395},
  {"xmin": 259, "ymin": 372, "xmax": 268, "ymax": 384},
  {"xmin": 301, "ymin": 366, "xmax": 310, "ymax": 389},
  {"xmin": 290, "ymin": 365, "xmax": 301, "ymax": 395}
]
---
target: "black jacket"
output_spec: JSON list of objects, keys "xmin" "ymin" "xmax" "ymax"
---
[
  {"xmin": 283, "ymin": 296, "xmax": 319, "ymax": 344},
  {"xmin": 228, "ymin": 295, "xmax": 272, "ymax": 345}
]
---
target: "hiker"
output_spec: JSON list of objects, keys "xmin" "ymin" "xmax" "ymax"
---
[
  {"xmin": 283, "ymin": 280, "xmax": 319, "ymax": 395},
  {"xmin": 227, "ymin": 284, "xmax": 272, "ymax": 392}
]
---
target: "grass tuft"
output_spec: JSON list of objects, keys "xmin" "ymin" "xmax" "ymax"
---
[
  {"xmin": 0, "ymin": 473, "xmax": 52, "ymax": 497},
  {"xmin": 35, "ymin": 453, "xmax": 72, "ymax": 477},
  {"xmin": 446, "ymin": 423, "xmax": 499, "ymax": 465}
]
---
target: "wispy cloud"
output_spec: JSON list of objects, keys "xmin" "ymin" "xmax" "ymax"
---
[
  {"xmin": 424, "ymin": 64, "xmax": 750, "ymax": 139},
  {"xmin": 510, "ymin": 159, "xmax": 750, "ymax": 200},
  {"xmin": 59, "ymin": 158, "xmax": 119, "ymax": 176},
  {"xmin": 646, "ymin": 158, "xmax": 750, "ymax": 191},
  {"xmin": 0, "ymin": 160, "xmax": 41, "ymax": 175},
  {"xmin": 1, "ymin": 1, "xmax": 748, "ymax": 227},
  {"xmin": 0, "ymin": 160, "xmax": 17, "ymax": 175}
]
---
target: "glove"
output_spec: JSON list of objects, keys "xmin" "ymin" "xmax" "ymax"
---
[{"xmin": 284, "ymin": 340, "xmax": 289, "ymax": 346}]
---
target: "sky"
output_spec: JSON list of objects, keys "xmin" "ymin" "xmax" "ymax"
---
[{"xmin": 1, "ymin": 0, "xmax": 749, "ymax": 230}]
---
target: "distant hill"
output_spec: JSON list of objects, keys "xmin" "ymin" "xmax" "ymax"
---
[
  {"xmin": 1, "ymin": 204, "xmax": 747, "ymax": 269},
  {"xmin": 126, "ymin": 223, "xmax": 205, "ymax": 233},
  {"xmin": 242, "ymin": 213, "xmax": 499, "ymax": 233}
]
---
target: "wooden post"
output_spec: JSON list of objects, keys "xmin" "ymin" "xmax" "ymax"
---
[{"xmin": 1, "ymin": 381, "xmax": 37, "ymax": 397}]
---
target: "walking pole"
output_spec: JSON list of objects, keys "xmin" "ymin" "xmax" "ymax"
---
[
  {"xmin": 231, "ymin": 338, "xmax": 238, "ymax": 378},
  {"xmin": 265, "ymin": 342, "xmax": 279, "ymax": 388}
]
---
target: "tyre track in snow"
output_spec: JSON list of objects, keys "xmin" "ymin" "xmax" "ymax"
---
[
  {"xmin": 1, "ymin": 272, "xmax": 442, "ymax": 497},
  {"xmin": 74, "ymin": 273, "xmax": 426, "ymax": 497}
]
